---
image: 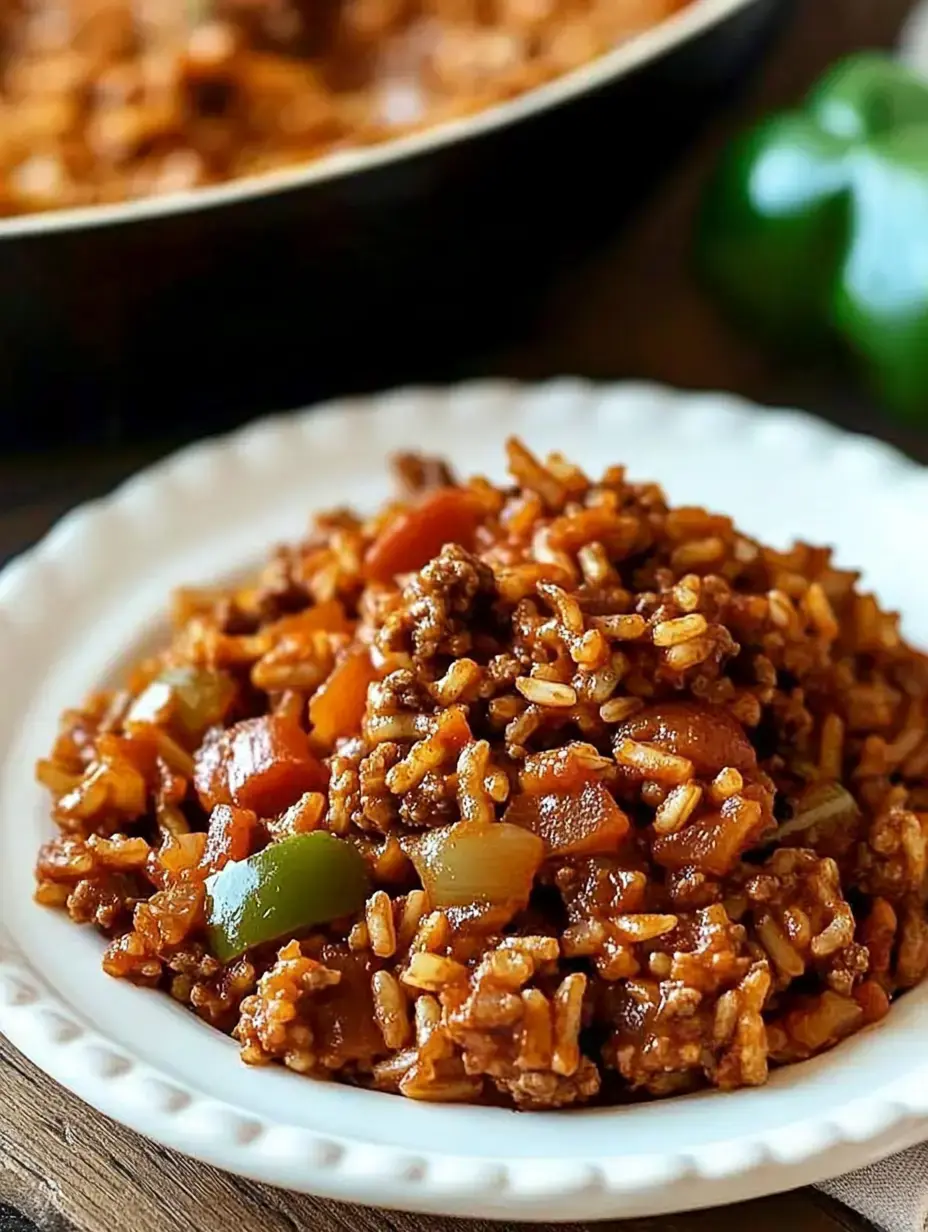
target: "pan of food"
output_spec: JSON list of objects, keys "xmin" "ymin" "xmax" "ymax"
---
[{"xmin": 0, "ymin": 0, "xmax": 785, "ymax": 437}]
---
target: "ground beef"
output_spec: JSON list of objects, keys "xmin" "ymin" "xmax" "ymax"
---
[{"xmin": 33, "ymin": 437, "xmax": 928, "ymax": 1109}]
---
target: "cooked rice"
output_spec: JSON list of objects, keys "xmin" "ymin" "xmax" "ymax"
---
[
  {"xmin": 1, "ymin": 0, "xmax": 691, "ymax": 217},
  {"xmin": 365, "ymin": 890, "xmax": 398, "ymax": 958},
  {"xmin": 651, "ymin": 614, "xmax": 708, "ymax": 647},
  {"xmin": 515, "ymin": 677, "xmax": 578, "ymax": 707},
  {"xmin": 653, "ymin": 781, "xmax": 702, "ymax": 835},
  {"xmin": 709, "ymin": 767, "xmax": 743, "ymax": 803},
  {"xmin": 372, "ymin": 970, "xmax": 411, "ymax": 1048},
  {"xmin": 32, "ymin": 437, "xmax": 928, "ymax": 1110}
]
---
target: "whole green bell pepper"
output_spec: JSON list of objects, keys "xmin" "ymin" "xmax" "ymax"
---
[
  {"xmin": 698, "ymin": 53, "xmax": 928, "ymax": 418},
  {"xmin": 205, "ymin": 831, "xmax": 370, "ymax": 962}
]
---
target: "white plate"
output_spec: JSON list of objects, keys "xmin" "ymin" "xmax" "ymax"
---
[{"xmin": 3, "ymin": 381, "xmax": 928, "ymax": 1223}]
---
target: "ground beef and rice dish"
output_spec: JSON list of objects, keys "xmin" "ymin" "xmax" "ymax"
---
[
  {"xmin": 34, "ymin": 439, "xmax": 928, "ymax": 1109},
  {"xmin": 1, "ymin": 0, "xmax": 688, "ymax": 215}
]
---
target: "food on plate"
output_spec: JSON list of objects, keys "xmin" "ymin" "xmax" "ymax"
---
[
  {"xmin": 34, "ymin": 439, "xmax": 928, "ymax": 1109},
  {"xmin": 2, "ymin": 0, "xmax": 689, "ymax": 216},
  {"xmin": 699, "ymin": 52, "xmax": 928, "ymax": 420}
]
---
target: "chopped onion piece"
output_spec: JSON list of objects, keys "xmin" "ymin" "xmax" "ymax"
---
[
  {"xmin": 410, "ymin": 819, "xmax": 544, "ymax": 919},
  {"xmin": 129, "ymin": 667, "xmax": 237, "ymax": 745},
  {"xmin": 775, "ymin": 781, "xmax": 860, "ymax": 842},
  {"xmin": 504, "ymin": 781, "xmax": 629, "ymax": 857}
]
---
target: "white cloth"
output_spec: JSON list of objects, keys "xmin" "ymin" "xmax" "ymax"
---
[{"xmin": 819, "ymin": 1148, "xmax": 928, "ymax": 1232}]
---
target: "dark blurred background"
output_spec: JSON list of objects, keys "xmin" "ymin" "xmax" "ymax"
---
[{"xmin": 1, "ymin": 0, "xmax": 924, "ymax": 581}]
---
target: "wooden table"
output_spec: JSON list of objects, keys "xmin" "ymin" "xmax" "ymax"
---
[{"xmin": 2, "ymin": 0, "xmax": 925, "ymax": 1228}]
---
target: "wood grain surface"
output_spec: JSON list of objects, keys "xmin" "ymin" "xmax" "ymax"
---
[{"xmin": 1, "ymin": 0, "xmax": 924, "ymax": 1229}]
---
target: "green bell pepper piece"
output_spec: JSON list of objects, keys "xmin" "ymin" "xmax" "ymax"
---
[
  {"xmin": 698, "ymin": 52, "xmax": 928, "ymax": 417},
  {"xmin": 205, "ymin": 832, "xmax": 370, "ymax": 962}
]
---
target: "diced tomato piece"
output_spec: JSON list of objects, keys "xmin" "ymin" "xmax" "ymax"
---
[
  {"xmin": 616, "ymin": 701, "xmax": 757, "ymax": 777},
  {"xmin": 265, "ymin": 599, "xmax": 351, "ymax": 639},
  {"xmin": 652, "ymin": 797, "xmax": 762, "ymax": 877},
  {"xmin": 363, "ymin": 488, "xmax": 481, "ymax": 584},
  {"xmin": 309, "ymin": 647, "xmax": 377, "ymax": 749},
  {"xmin": 193, "ymin": 715, "xmax": 328, "ymax": 817},
  {"xmin": 519, "ymin": 747, "xmax": 604, "ymax": 795},
  {"xmin": 202, "ymin": 803, "xmax": 258, "ymax": 872},
  {"xmin": 504, "ymin": 781, "xmax": 630, "ymax": 857}
]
